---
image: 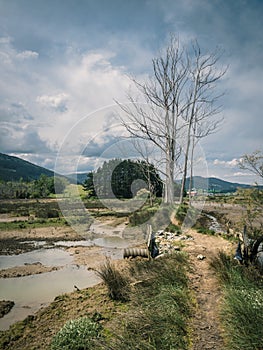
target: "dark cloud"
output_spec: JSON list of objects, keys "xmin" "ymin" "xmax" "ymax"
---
[
  {"xmin": 83, "ymin": 134, "xmax": 121, "ymax": 158},
  {"xmin": 0, "ymin": 103, "xmax": 34, "ymax": 122},
  {"xmin": 0, "ymin": 0, "xmax": 262, "ymax": 182},
  {"xmin": 0, "ymin": 124, "xmax": 51, "ymax": 154}
]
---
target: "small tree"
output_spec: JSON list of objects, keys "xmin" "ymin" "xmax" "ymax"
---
[
  {"xmin": 83, "ymin": 172, "xmax": 97, "ymax": 198},
  {"xmin": 237, "ymin": 150, "xmax": 263, "ymax": 267}
]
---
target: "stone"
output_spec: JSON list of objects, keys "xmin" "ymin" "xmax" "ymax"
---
[{"xmin": 197, "ymin": 254, "xmax": 206, "ymax": 260}]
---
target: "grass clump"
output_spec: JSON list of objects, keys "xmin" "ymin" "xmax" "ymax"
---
[
  {"xmin": 51, "ymin": 316, "xmax": 102, "ymax": 350},
  {"xmin": 211, "ymin": 251, "xmax": 263, "ymax": 350},
  {"xmin": 95, "ymin": 258, "xmax": 130, "ymax": 302},
  {"xmin": 99, "ymin": 252, "xmax": 192, "ymax": 350}
]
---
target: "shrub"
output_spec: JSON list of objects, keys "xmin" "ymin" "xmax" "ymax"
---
[
  {"xmin": 51, "ymin": 316, "xmax": 101, "ymax": 350},
  {"xmin": 165, "ymin": 222, "xmax": 181, "ymax": 234}
]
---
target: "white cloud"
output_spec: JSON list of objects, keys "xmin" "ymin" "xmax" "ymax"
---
[
  {"xmin": 16, "ymin": 50, "xmax": 39, "ymax": 60},
  {"xmin": 213, "ymin": 158, "xmax": 241, "ymax": 167},
  {"xmin": 36, "ymin": 93, "xmax": 69, "ymax": 112},
  {"xmin": 0, "ymin": 38, "xmax": 39, "ymax": 67},
  {"xmin": 233, "ymin": 172, "xmax": 252, "ymax": 177}
]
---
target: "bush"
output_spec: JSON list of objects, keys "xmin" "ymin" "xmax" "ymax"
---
[
  {"xmin": 165, "ymin": 222, "xmax": 181, "ymax": 234},
  {"xmin": 51, "ymin": 316, "xmax": 101, "ymax": 350},
  {"xmin": 36, "ymin": 208, "xmax": 60, "ymax": 218}
]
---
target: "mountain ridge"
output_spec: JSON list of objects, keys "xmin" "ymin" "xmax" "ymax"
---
[
  {"xmin": 183, "ymin": 175, "xmax": 260, "ymax": 193},
  {"xmin": 0, "ymin": 153, "xmax": 55, "ymax": 181},
  {"xmin": 0, "ymin": 153, "xmax": 260, "ymax": 192}
]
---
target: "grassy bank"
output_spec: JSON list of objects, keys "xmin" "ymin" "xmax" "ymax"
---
[
  {"xmin": 0, "ymin": 252, "xmax": 193, "ymax": 350},
  {"xmin": 96, "ymin": 252, "xmax": 192, "ymax": 350},
  {"xmin": 211, "ymin": 252, "xmax": 263, "ymax": 350}
]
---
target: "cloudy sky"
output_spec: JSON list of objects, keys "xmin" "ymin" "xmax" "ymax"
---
[{"xmin": 0, "ymin": 0, "xmax": 262, "ymax": 184}]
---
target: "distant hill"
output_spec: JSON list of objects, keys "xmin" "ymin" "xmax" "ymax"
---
[
  {"xmin": 184, "ymin": 176, "xmax": 260, "ymax": 193},
  {"xmin": 0, "ymin": 153, "xmax": 55, "ymax": 181},
  {"xmin": 66, "ymin": 173, "xmax": 88, "ymax": 184},
  {"xmin": 0, "ymin": 153, "xmax": 260, "ymax": 192}
]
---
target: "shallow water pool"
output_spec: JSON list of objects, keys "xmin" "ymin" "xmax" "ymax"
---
[{"xmin": 0, "ymin": 264, "xmax": 100, "ymax": 330}]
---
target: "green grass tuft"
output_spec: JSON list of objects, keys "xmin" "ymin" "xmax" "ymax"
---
[
  {"xmin": 95, "ymin": 258, "xmax": 131, "ymax": 302},
  {"xmin": 211, "ymin": 251, "xmax": 263, "ymax": 350},
  {"xmin": 51, "ymin": 316, "xmax": 102, "ymax": 350}
]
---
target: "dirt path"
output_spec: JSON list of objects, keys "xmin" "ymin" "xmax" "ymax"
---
[{"xmin": 184, "ymin": 229, "xmax": 234, "ymax": 350}]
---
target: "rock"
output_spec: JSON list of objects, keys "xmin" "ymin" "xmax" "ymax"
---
[
  {"xmin": 0, "ymin": 300, "xmax": 15, "ymax": 318},
  {"xmin": 197, "ymin": 254, "xmax": 206, "ymax": 260}
]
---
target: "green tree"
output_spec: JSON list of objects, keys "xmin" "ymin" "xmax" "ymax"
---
[
  {"xmin": 53, "ymin": 176, "xmax": 69, "ymax": 194},
  {"xmin": 83, "ymin": 159, "xmax": 162, "ymax": 199},
  {"xmin": 83, "ymin": 172, "xmax": 96, "ymax": 198}
]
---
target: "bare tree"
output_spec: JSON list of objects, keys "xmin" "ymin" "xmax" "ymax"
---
[
  {"xmin": 238, "ymin": 150, "xmax": 263, "ymax": 181},
  {"xmin": 180, "ymin": 41, "xmax": 226, "ymax": 203},
  {"xmin": 117, "ymin": 36, "xmax": 225, "ymax": 204}
]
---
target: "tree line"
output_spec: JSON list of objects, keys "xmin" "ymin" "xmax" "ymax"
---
[{"xmin": 0, "ymin": 174, "xmax": 68, "ymax": 199}]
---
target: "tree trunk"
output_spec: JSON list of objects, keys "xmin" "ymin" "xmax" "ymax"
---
[
  {"xmin": 179, "ymin": 121, "xmax": 191, "ymax": 204},
  {"xmin": 164, "ymin": 146, "xmax": 174, "ymax": 204},
  {"xmin": 188, "ymin": 135, "xmax": 195, "ymax": 204}
]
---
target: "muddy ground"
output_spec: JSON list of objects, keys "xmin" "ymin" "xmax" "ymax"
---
[
  {"xmin": 0, "ymin": 262, "xmax": 62, "ymax": 278},
  {"xmin": 0, "ymin": 224, "xmax": 85, "ymax": 255},
  {"xmin": 0, "ymin": 224, "xmax": 237, "ymax": 350},
  {"xmin": 0, "ymin": 201, "xmax": 248, "ymax": 349}
]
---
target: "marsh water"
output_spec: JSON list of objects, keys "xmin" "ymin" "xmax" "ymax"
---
[{"xmin": 0, "ymin": 233, "xmax": 132, "ymax": 330}]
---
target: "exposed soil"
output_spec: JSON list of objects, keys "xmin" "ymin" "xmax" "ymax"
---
[
  {"xmin": 184, "ymin": 228, "xmax": 234, "ymax": 350},
  {"xmin": 0, "ymin": 226, "xmax": 85, "ymax": 255},
  {"xmin": 67, "ymin": 245, "xmax": 107, "ymax": 269},
  {"xmin": 0, "ymin": 225, "xmax": 83, "ymax": 241},
  {"xmin": 0, "ymin": 262, "xmax": 62, "ymax": 278}
]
